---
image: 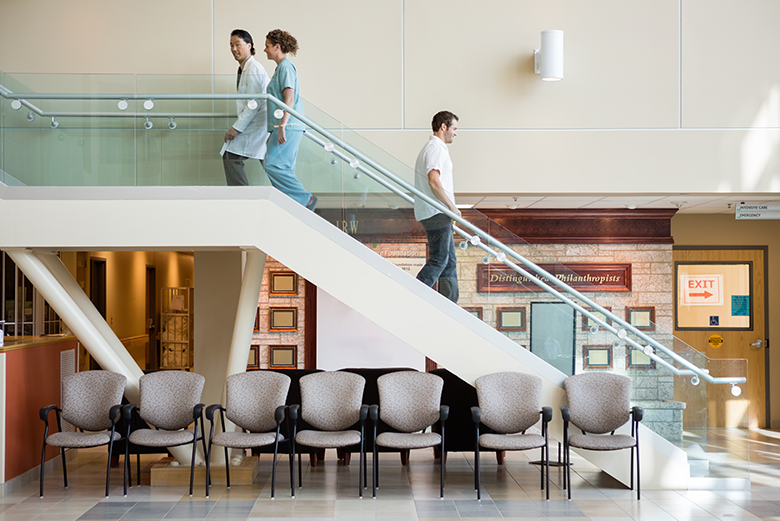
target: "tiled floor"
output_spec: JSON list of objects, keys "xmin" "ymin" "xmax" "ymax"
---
[{"xmin": 5, "ymin": 429, "xmax": 780, "ymax": 521}]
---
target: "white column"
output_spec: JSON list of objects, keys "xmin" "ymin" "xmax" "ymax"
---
[{"xmin": 225, "ymin": 249, "xmax": 266, "ymax": 377}]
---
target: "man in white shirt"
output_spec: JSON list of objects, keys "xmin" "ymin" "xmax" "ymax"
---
[
  {"xmin": 222, "ymin": 29, "xmax": 271, "ymax": 186},
  {"xmin": 414, "ymin": 111, "xmax": 461, "ymax": 303}
]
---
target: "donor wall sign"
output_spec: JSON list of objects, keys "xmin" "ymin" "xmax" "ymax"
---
[{"xmin": 477, "ymin": 264, "xmax": 632, "ymax": 293}]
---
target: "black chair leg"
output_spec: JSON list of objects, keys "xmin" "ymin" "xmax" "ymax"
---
[
  {"xmin": 271, "ymin": 441, "xmax": 280, "ymax": 499},
  {"xmin": 224, "ymin": 447, "xmax": 231, "ymax": 489},
  {"xmin": 475, "ymin": 445, "xmax": 481, "ymax": 500},
  {"xmin": 636, "ymin": 444, "xmax": 641, "ymax": 500},
  {"xmin": 298, "ymin": 452, "xmax": 302, "ymax": 488},
  {"xmin": 189, "ymin": 429, "xmax": 199, "ymax": 497},
  {"xmin": 106, "ymin": 441, "xmax": 115, "ymax": 497},
  {"xmin": 123, "ymin": 442, "xmax": 130, "ymax": 497},
  {"xmin": 205, "ymin": 441, "xmax": 212, "ymax": 498},
  {"xmin": 39, "ymin": 441, "xmax": 47, "ymax": 498},
  {"xmin": 136, "ymin": 453, "xmax": 141, "ymax": 487},
  {"xmin": 61, "ymin": 447, "xmax": 69, "ymax": 489}
]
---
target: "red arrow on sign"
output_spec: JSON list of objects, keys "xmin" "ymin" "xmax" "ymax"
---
[{"xmin": 689, "ymin": 291, "xmax": 713, "ymax": 298}]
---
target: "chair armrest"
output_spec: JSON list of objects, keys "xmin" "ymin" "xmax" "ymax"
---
[
  {"xmin": 368, "ymin": 404, "xmax": 379, "ymax": 421},
  {"xmin": 205, "ymin": 404, "xmax": 224, "ymax": 421},
  {"xmin": 440, "ymin": 405, "xmax": 450, "ymax": 422},
  {"xmin": 39, "ymin": 404, "xmax": 59, "ymax": 422},
  {"xmin": 470, "ymin": 406, "xmax": 481, "ymax": 424},
  {"xmin": 109, "ymin": 404, "xmax": 122, "ymax": 423},
  {"xmin": 359, "ymin": 404, "xmax": 369, "ymax": 422},
  {"xmin": 288, "ymin": 404, "xmax": 300, "ymax": 420},
  {"xmin": 193, "ymin": 403, "xmax": 205, "ymax": 420},
  {"xmin": 632, "ymin": 406, "xmax": 644, "ymax": 422},
  {"xmin": 541, "ymin": 406, "xmax": 552, "ymax": 423},
  {"xmin": 560, "ymin": 406, "xmax": 570, "ymax": 422},
  {"xmin": 274, "ymin": 405, "xmax": 286, "ymax": 423},
  {"xmin": 122, "ymin": 403, "xmax": 137, "ymax": 421}
]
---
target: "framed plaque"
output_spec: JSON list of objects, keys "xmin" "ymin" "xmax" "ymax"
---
[
  {"xmin": 270, "ymin": 272, "xmax": 298, "ymax": 296},
  {"xmin": 626, "ymin": 346, "xmax": 656, "ymax": 370},
  {"xmin": 269, "ymin": 307, "xmax": 298, "ymax": 332},
  {"xmin": 247, "ymin": 346, "xmax": 259, "ymax": 370},
  {"xmin": 626, "ymin": 306, "xmax": 655, "ymax": 331},
  {"xmin": 269, "ymin": 346, "xmax": 297, "ymax": 369},
  {"xmin": 496, "ymin": 307, "xmax": 526, "ymax": 332},
  {"xmin": 581, "ymin": 306, "xmax": 612, "ymax": 332},
  {"xmin": 463, "ymin": 306, "xmax": 483, "ymax": 320},
  {"xmin": 583, "ymin": 345, "xmax": 612, "ymax": 370}
]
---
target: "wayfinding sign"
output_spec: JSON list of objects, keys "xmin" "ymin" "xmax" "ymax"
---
[
  {"xmin": 735, "ymin": 203, "xmax": 780, "ymax": 220},
  {"xmin": 680, "ymin": 274, "xmax": 723, "ymax": 306}
]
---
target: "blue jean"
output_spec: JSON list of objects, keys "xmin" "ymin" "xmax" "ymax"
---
[
  {"xmin": 264, "ymin": 128, "xmax": 311, "ymax": 206},
  {"xmin": 416, "ymin": 213, "xmax": 459, "ymax": 303}
]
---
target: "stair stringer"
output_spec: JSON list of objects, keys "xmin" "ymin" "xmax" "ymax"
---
[{"xmin": 0, "ymin": 185, "xmax": 689, "ymax": 489}]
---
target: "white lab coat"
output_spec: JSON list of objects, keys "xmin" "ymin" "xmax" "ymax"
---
[{"xmin": 222, "ymin": 55, "xmax": 271, "ymax": 160}]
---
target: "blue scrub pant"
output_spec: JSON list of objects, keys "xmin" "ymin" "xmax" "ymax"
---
[
  {"xmin": 264, "ymin": 128, "xmax": 311, "ymax": 206},
  {"xmin": 416, "ymin": 213, "xmax": 459, "ymax": 303}
]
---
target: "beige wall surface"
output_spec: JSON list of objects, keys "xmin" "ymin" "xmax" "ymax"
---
[
  {"xmin": 2, "ymin": 0, "xmax": 779, "ymax": 194},
  {"xmin": 671, "ymin": 215, "xmax": 780, "ymax": 426}
]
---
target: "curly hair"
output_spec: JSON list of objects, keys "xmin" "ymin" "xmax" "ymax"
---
[{"xmin": 266, "ymin": 29, "xmax": 299, "ymax": 56}]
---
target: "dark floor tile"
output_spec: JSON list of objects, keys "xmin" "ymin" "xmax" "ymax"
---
[
  {"xmin": 453, "ymin": 499, "xmax": 501, "ymax": 517},
  {"xmin": 414, "ymin": 500, "xmax": 459, "ymax": 517},
  {"xmin": 492, "ymin": 500, "xmax": 544, "ymax": 517}
]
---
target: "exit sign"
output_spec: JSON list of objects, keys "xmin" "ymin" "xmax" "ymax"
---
[{"xmin": 680, "ymin": 274, "xmax": 723, "ymax": 306}]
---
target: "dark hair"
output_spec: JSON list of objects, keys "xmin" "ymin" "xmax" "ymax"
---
[
  {"xmin": 231, "ymin": 29, "xmax": 255, "ymax": 55},
  {"xmin": 266, "ymin": 29, "xmax": 299, "ymax": 56},
  {"xmin": 431, "ymin": 111, "xmax": 458, "ymax": 133}
]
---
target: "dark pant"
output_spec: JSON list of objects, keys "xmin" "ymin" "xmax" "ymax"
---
[
  {"xmin": 416, "ymin": 213, "xmax": 459, "ymax": 303},
  {"xmin": 223, "ymin": 151, "xmax": 264, "ymax": 186}
]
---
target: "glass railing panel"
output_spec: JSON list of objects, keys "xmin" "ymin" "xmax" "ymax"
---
[{"xmin": 0, "ymin": 74, "xmax": 751, "ymax": 481}]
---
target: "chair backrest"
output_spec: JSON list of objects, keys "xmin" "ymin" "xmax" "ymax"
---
[
  {"xmin": 475, "ymin": 372, "xmax": 542, "ymax": 434},
  {"xmin": 564, "ymin": 372, "xmax": 631, "ymax": 434},
  {"xmin": 377, "ymin": 371, "xmax": 442, "ymax": 433},
  {"xmin": 226, "ymin": 371, "xmax": 291, "ymax": 432},
  {"xmin": 61, "ymin": 371, "xmax": 127, "ymax": 431},
  {"xmin": 299, "ymin": 371, "xmax": 365, "ymax": 431},
  {"xmin": 138, "ymin": 371, "xmax": 205, "ymax": 431}
]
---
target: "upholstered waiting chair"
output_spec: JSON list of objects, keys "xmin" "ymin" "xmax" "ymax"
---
[
  {"xmin": 291, "ymin": 371, "xmax": 368, "ymax": 497},
  {"xmin": 123, "ymin": 371, "xmax": 206, "ymax": 497},
  {"xmin": 370, "ymin": 371, "xmax": 448, "ymax": 498},
  {"xmin": 561, "ymin": 372, "xmax": 643, "ymax": 500},
  {"xmin": 205, "ymin": 371, "xmax": 292, "ymax": 498},
  {"xmin": 472, "ymin": 372, "xmax": 552, "ymax": 500},
  {"xmin": 39, "ymin": 371, "xmax": 127, "ymax": 498}
]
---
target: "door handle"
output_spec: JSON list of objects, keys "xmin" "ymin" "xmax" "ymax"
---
[{"xmin": 751, "ymin": 339, "xmax": 764, "ymax": 349}]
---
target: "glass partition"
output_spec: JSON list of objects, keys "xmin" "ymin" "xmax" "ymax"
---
[{"xmin": 0, "ymin": 72, "xmax": 750, "ymax": 480}]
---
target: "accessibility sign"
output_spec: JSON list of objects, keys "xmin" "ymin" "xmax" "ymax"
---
[{"xmin": 680, "ymin": 274, "xmax": 723, "ymax": 306}]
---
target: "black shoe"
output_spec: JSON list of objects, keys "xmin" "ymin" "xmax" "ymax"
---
[{"xmin": 306, "ymin": 195, "xmax": 318, "ymax": 211}]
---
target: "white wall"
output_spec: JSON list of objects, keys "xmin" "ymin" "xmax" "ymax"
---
[
  {"xmin": 316, "ymin": 288, "xmax": 425, "ymax": 371},
  {"xmin": 1, "ymin": 0, "xmax": 778, "ymax": 195}
]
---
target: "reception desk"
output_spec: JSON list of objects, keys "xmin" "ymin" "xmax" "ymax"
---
[{"xmin": 0, "ymin": 336, "xmax": 78, "ymax": 496}]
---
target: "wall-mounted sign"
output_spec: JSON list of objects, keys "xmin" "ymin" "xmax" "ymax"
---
[
  {"xmin": 708, "ymin": 334, "xmax": 723, "ymax": 349},
  {"xmin": 735, "ymin": 203, "xmax": 780, "ymax": 220},
  {"xmin": 477, "ymin": 263, "xmax": 631, "ymax": 293},
  {"xmin": 679, "ymin": 274, "xmax": 723, "ymax": 305}
]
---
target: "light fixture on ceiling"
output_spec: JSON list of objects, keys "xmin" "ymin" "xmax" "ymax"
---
[
  {"xmin": 671, "ymin": 201, "xmax": 687, "ymax": 209},
  {"xmin": 456, "ymin": 203, "xmax": 474, "ymax": 209},
  {"xmin": 507, "ymin": 196, "xmax": 519, "ymax": 210},
  {"xmin": 626, "ymin": 204, "xmax": 637, "ymax": 210},
  {"xmin": 534, "ymin": 30, "xmax": 564, "ymax": 81}
]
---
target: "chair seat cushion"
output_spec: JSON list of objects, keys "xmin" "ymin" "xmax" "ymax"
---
[
  {"xmin": 296, "ymin": 429, "xmax": 361, "ymax": 448},
  {"xmin": 376, "ymin": 431, "xmax": 441, "ymax": 450},
  {"xmin": 47, "ymin": 431, "xmax": 120, "ymax": 448},
  {"xmin": 129, "ymin": 428, "xmax": 195, "ymax": 447},
  {"xmin": 569, "ymin": 433, "xmax": 636, "ymax": 451},
  {"xmin": 212, "ymin": 431, "xmax": 283, "ymax": 449},
  {"xmin": 479, "ymin": 433, "xmax": 545, "ymax": 451}
]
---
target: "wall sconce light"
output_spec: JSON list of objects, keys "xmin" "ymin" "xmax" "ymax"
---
[{"xmin": 534, "ymin": 30, "xmax": 564, "ymax": 81}]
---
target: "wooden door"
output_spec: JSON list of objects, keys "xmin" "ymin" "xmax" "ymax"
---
[{"xmin": 673, "ymin": 248, "xmax": 767, "ymax": 428}]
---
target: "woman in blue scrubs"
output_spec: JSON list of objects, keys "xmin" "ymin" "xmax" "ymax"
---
[{"xmin": 263, "ymin": 29, "xmax": 316, "ymax": 210}]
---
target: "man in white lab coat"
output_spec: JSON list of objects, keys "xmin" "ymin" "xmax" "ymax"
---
[{"xmin": 222, "ymin": 29, "xmax": 271, "ymax": 186}]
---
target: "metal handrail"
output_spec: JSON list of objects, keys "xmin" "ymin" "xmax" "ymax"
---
[{"xmin": 0, "ymin": 85, "xmax": 746, "ymax": 385}]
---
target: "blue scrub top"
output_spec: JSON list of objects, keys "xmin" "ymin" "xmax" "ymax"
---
[{"xmin": 267, "ymin": 57, "xmax": 305, "ymax": 131}]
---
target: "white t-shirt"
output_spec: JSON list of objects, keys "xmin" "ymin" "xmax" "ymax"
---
[{"xmin": 414, "ymin": 135, "xmax": 455, "ymax": 222}]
